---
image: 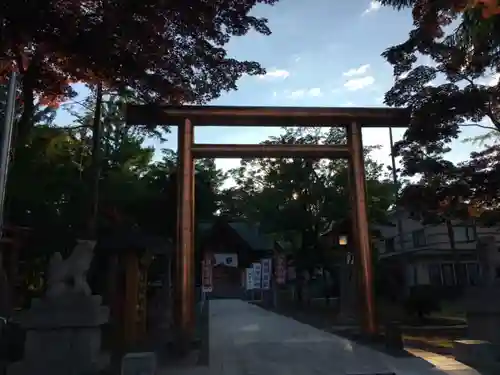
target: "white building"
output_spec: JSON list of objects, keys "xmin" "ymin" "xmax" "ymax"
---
[{"xmin": 374, "ymin": 210, "xmax": 499, "ymax": 289}]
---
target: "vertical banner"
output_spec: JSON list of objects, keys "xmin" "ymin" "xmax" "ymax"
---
[
  {"xmin": 261, "ymin": 259, "xmax": 272, "ymax": 290},
  {"xmin": 202, "ymin": 254, "xmax": 213, "ymax": 293},
  {"xmin": 275, "ymin": 255, "xmax": 286, "ymax": 284},
  {"xmin": 245, "ymin": 268, "xmax": 254, "ymax": 290},
  {"xmin": 252, "ymin": 262, "xmax": 262, "ymax": 289},
  {"xmin": 347, "ymin": 252, "xmax": 354, "ymax": 265}
]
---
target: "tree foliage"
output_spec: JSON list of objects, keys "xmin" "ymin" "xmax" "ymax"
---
[
  {"xmin": 1, "ymin": 0, "xmax": 278, "ymax": 147},
  {"xmin": 1, "ymin": 82, "xmax": 399, "ymax": 307},
  {"xmin": 379, "ymin": 0, "xmax": 500, "ymax": 222},
  {"xmin": 4, "ymin": 88, "xmax": 224, "ymax": 248},
  {"xmin": 219, "ymin": 127, "xmax": 396, "ymax": 270}
]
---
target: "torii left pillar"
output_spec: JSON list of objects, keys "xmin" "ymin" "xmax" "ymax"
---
[{"xmin": 174, "ymin": 118, "xmax": 195, "ymax": 354}]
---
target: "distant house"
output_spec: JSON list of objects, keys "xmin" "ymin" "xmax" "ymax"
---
[
  {"xmin": 373, "ymin": 209, "xmax": 494, "ymax": 291},
  {"xmin": 199, "ymin": 218, "xmax": 279, "ymax": 298}
]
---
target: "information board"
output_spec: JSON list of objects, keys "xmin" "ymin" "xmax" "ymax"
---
[{"xmin": 252, "ymin": 262, "xmax": 262, "ymax": 289}]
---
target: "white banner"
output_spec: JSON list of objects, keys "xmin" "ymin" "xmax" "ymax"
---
[
  {"xmin": 252, "ymin": 263, "xmax": 262, "ymax": 289},
  {"xmin": 261, "ymin": 258, "xmax": 272, "ymax": 290},
  {"xmin": 245, "ymin": 268, "xmax": 254, "ymax": 290},
  {"xmin": 213, "ymin": 253, "xmax": 238, "ymax": 268}
]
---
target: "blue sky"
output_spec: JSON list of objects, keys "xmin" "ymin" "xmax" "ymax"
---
[{"xmin": 56, "ymin": 0, "xmax": 490, "ymax": 177}]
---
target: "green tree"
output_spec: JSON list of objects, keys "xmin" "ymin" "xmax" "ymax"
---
[
  {"xmin": 220, "ymin": 127, "xmax": 396, "ymax": 304},
  {"xmin": 379, "ymin": 0, "xmax": 500, "ymax": 225},
  {"xmin": 3, "ymin": 94, "xmax": 227, "ymax": 307}
]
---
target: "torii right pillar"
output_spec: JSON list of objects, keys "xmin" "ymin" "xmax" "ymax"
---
[{"xmin": 347, "ymin": 121, "xmax": 377, "ymax": 336}]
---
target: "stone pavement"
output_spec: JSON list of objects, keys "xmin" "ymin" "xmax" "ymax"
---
[{"xmin": 163, "ymin": 299, "xmax": 482, "ymax": 375}]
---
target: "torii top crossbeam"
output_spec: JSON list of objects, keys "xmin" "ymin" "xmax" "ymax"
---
[{"xmin": 125, "ymin": 104, "xmax": 410, "ymax": 127}]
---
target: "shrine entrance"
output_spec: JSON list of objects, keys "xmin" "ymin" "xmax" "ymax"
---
[{"xmin": 125, "ymin": 105, "xmax": 409, "ymax": 348}]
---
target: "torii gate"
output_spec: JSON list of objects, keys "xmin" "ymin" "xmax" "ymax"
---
[{"xmin": 125, "ymin": 104, "xmax": 410, "ymax": 349}]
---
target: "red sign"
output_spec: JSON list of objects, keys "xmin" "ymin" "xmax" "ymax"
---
[
  {"xmin": 202, "ymin": 254, "xmax": 213, "ymax": 292},
  {"xmin": 275, "ymin": 255, "xmax": 286, "ymax": 284}
]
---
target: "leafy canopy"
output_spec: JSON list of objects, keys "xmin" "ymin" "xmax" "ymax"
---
[
  {"xmin": 379, "ymin": 0, "xmax": 500, "ymax": 221},
  {"xmin": 219, "ymin": 127, "xmax": 396, "ymax": 270},
  {"xmin": 1, "ymin": 0, "xmax": 278, "ymax": 145}
]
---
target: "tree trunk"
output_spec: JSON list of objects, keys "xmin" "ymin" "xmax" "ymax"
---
[
  {"xmin": 323, "ymin": 269, "xmax": 329, "ymax": 306},
  {"xmin": 13, "ymin": 54, "xmax": 40, "ymax": 156},
  {"xmin": 87, "ymin": 82, "xmax": 103, "ymax": 239},
  {"xmin": 446, "ymin": 219, "xmax": 461, "ymax": 288}
]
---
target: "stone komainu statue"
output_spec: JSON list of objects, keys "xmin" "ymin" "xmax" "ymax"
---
[{"xmin": 46, "ymin": 239, "xmax": 96, "ymax": 298}]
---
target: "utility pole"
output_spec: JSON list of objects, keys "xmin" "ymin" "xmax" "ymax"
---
[
  {"xmin": 389, "ymin": 127, "xmax": 404, "ymax": 252},
  {"xmin": 0, "ymin": 71, "xmax": 17, "ymax": 237},
  {"xmin": 87, "ymin": 82, "xmax": 103, "ymax": 239},
  {"xmin": 389, "ymin": 127, "xmax": 409, "ymax": 296}
]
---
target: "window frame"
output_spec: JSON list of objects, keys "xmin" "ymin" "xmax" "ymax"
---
[{"xmin": 412, "ymin": 229, "xmax": 426, "ymax": 247}]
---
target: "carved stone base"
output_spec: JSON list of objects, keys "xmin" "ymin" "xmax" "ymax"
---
[
  {"xmin": 15, "ymin": 295, "xmax": 108, "ymax": 329},
  {"xmin": 8, "ymin": 295, "xmax": 109, "ymax": 375}
]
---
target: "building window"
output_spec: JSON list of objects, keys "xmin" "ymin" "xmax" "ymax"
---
[
  {"xmin": 441, "ymin": 264, "xmax": 455, "ymax": 286},
  {"xmin": 385, "ymin": 238, "xmax": 395, "ymax": 253},
  {"xmin": 412, "ymin": 229, "xmax": 426, "ymax": 247},
  {"xmin": 429, "ymin": 264, "xmax": 442, "ymax": 286},
  {"xmin": 465, "ymin": 226, "xmax": 477, "ymax": 242},
  {"xmin": 456, "ymin": 263, "xmax": 467, "ymax": 285},
  {"xmin": 454, "ymin": 225, "xmax": 477, "ymax": 242},
  {"xmin": 467, "ymin": 263, "xmax": 480, "ymax": 286}
]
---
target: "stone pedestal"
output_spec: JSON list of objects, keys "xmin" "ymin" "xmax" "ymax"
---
[
  {"xmin": 454, "ymin": 236, "xmax": 500, "ymax": 368},
  {"xmin": 7, "ymin": 295, "xmax": 109, "ymax": 375},
  {"xmin": 454, "ymin": 340, "xmax": 500, "ymax": 369},
  {"xmin": 337, "ymin": 261, "xmax": 357, "ymax": 323},
  {"xmin": 464, "ymin": 285, "xmax": 500, "ymax": 345}
]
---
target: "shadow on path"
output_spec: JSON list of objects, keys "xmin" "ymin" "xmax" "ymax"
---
[{"xmin": 161, "ymin": 299, "xmax": 482, "ymax": 375}]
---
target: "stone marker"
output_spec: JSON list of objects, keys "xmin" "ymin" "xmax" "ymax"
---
[{"xmin": 7, "ymin": 240, "xmax": 109, "ymax": 375}]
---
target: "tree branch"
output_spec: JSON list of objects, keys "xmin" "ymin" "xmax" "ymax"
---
[
  {"xmin": 56, "ymin": 125, "xmax": 91, "ymax": 130},
  {"xmin": 461, "ymin": 122, "xmax": 499, "ymax": 131}
]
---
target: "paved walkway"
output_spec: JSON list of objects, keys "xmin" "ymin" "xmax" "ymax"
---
[{"xmin": 165, "ymin": 299, "xmax": 482, "ymax": 375}]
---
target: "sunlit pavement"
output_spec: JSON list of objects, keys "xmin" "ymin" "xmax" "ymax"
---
[{"xmin": 163, "ymin": 299, "xmax": 482, "ymax": 375}]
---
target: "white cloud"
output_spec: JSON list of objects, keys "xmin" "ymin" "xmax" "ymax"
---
[
  {"xmin": 285, "ymin": 88, "xmax": 322, "ymax": 99},
  {"xmin": 420, "ymin": 55, "xmax": 437, "ymax": 67},
  {"xmin": 308, "ymin": 88, "xmax": 322, "ymax": 97},
  {"xmin": 363, "ymin": 0, "xmax": 381, "ymax": 15},
  {"xmin": 287, "ymin": 90, "xmax": 305, "ymax": 99},
  {"xmin": 343, "ymin": 64, "xmax": 370, "ymax": 77},
  {"xmin": 488, "ymin": 73, "xmax": 500, "ymax": 86},
  {"xmin": 344, "ymin": 76, "xmax": 375, "ymax": 91},
  {"xmin": 258, "ymin": 68, "xmax": 290, "ymax": 80},
  {"xmin": 477, "ymin": 72, "xmax": 500, "ymax": 86}
]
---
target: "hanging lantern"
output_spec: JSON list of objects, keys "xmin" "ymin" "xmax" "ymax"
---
[{"xmin": 338, "ymin": 235, "xmax": 348, "ymax": 246}]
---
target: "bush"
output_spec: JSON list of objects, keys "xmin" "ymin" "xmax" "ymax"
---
[{"xmin": 404, "ymin": 285, "xmax": 441, "ymax": 320}]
